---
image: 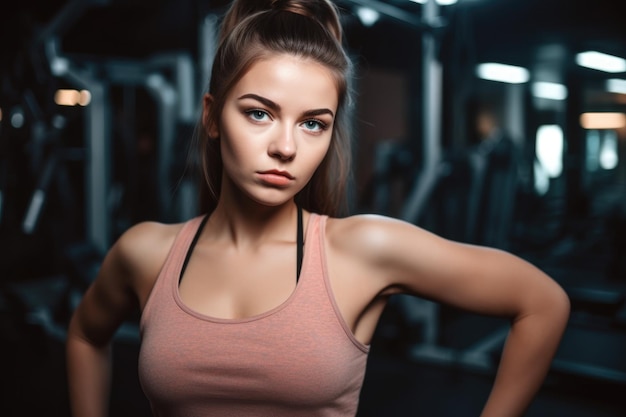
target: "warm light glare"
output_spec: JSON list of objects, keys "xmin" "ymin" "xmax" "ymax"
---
[
  {"xmin": 55, "ymin": 89, "xmax": 80, "ymax": 106},
  {"xmin": 532, "ymin": 82, "xmax": 568, "ymax": 100},
  {"xmin": 55, "ymin": 89, "xmax": 91, "ymax": 106},
  {"xmin": 79, "ymin": 90, "xmax": 92, "ymax": 106},
  {"xmin": 580, "ymin": 112, "xmax": 626, "ymax": 130},
  {"xmin": 607, "ymin": 78, "xmax": 626, "ymax": 94},
  {"xmin": 476, "ymin": 63, "xmax": 530, "ymax": 84},
  {"xmin": 576, "ymin": 51, "xmax": 626, "ymax": 73}
]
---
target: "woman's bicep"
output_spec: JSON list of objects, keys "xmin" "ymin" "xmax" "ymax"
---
[
  {"xmin": 69, "ymin": 241, "xmax": 140, "ymax": 347},
  {"xmin": 372, "ymin": 218, "xmax": 567, "ymax": 318},
  {"xmin": 68, "ymin": 221, "xmax": 176, "ymax": 346}
]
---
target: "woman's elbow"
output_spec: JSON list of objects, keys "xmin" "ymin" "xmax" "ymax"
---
[
  {"xmin": 535, "ymin": 279, "xmax": 571, "ymax": 329},
  {"xmin": 553, "ymin": 284, "xmax": 571, "ymax": 324}
]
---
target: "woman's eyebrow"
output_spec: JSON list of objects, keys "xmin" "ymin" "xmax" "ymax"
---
[
  {"xmin": 238, "ymin": 94, "xmax": 280, "ymax": 112},
  {"xmin": 303, "ymin": 108, "xmax": 335, "ymax": 118},
  {"xmin": 238, "ymin": 93, "xmax": 335, "ymax": 118}
]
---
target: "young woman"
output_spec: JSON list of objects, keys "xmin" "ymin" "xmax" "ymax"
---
[{"xmin": 66, "ymin": 1, "xmax": 570, "ymax": 416}]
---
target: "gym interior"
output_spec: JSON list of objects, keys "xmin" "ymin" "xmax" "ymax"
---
[{"xmin": 1, "ymin": 0, "xmax": 625, "ymax": 415}]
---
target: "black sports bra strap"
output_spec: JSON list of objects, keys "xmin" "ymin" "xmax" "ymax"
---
[
  {"xmin": 296, "ymin": 206, "xmax": 303, "ymax": 283},
  {"xmin": 180, "ymin": 209, "xmax": 303, "ymax": 284},
  {"xmin": 179, "ymin": 214, "xmax": 210, "ymax": 283}
]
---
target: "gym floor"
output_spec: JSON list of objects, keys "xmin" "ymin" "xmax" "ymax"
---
[{"xmin": 1, "ymin": 273, "xmax": 624, "ymax": 417}]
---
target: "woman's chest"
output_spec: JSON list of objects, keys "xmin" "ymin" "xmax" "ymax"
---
[{"xmin": 138, "ymin": 290, "xmax": 367, "ymax": 409}]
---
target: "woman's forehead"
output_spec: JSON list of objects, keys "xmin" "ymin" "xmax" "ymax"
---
[{"xmin": 230, "ymin": 54, "xmax": 339, "ymax": 111}]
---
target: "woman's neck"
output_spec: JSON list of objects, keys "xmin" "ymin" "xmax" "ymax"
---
[{"xmin": 207, "ymin": 198, "xmax": 299, "ymax": 248}]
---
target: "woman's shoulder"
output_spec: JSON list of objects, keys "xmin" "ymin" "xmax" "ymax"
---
[
  {"xmin": 108, "ymin": 219, "xmax": 188, "ymax": 284},
  {"xmin": 326, "ymin": 213, "xmax": 411, "ymax": 237},
  {"xmin": 324, "ymin": 214, "xmax": 422, "ymax": 259},
  {"xmin": 116, "ymin": 220, "xmax": 184, "ymax": 253}
]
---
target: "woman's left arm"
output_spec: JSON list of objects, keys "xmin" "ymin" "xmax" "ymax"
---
[
  {"xmin": 448, "ymin": 246, "xmax": 571, "ymax": 417},
  {"xmin": 352, "ymin": 215, "xmax": 570, "ymax": 417}
]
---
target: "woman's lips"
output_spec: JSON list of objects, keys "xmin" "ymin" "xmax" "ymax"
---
[{"xmin": 256, "ymin": 170, "xmax": 294, "ymax": 186}]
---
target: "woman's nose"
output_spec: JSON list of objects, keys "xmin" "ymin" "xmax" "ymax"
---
[{"xmin": 268, "ymin": 126, "xmax": 297, "ymax": 161}]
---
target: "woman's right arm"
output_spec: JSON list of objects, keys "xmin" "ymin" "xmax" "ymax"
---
[{"xmin": 66, "ymin": 222, "xmax": 171, "ymax": 417}]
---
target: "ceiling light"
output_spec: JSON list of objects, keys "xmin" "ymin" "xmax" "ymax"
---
[
  {"xmin": 576, "ymin": 51, "xmax": 626, "ymax": 73},
  {"xmin": 476, "ymin": 63, "xmax": 530, "ymax": 84},
  {"xmin": 606, "ymin": 78, "xmax": 626, "ymax": 94},
  {"xmin": 600, "ymin": 131, "xmax": 619, "ymax": 170},
  {"xmin": 532, "ymin": 82, "xmax": 568, "ymax": 100},
  {"xmin": 356, "ymin": 7, "xmax": 380, "ymax": 27},
  {"xmin": 50, "ymin": 57, "xmax": 70, "ymax": 76},
  {"xmin": 10, "ymin": 108, "xmax": 25, "ymax": 128},
  {"xmin": 536, "ymin": 125, "xmax": 564, "ymax": 178}
]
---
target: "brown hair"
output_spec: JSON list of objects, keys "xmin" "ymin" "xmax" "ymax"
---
[{"xmin": 197, "ymin": 0, "xmax": 353, "ymax": 216}]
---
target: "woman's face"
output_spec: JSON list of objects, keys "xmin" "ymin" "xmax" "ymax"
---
[{"xmin": 210, "ymin": 53, "xmax": 339, "ymax": 207}]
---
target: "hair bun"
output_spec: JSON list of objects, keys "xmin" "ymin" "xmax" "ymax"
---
[
  {"xmin": 273, "ymin": 0, "xmax": 343, "ymax": 42},
  {"xmin": 220, "ymin": 0, "xmax": 342, "ymax": 43}
]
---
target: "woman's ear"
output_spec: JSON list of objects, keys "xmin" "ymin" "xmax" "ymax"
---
[{"xmin": 202, "ymin": 93, "xmax": 220, "ymax": 139}]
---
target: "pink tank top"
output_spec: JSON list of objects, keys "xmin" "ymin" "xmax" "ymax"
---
[{"xmin": 138, "ymin": 213, "xmax": 369, "ymax": 416}]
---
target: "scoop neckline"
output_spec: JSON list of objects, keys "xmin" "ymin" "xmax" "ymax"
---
[{"xmin": 172, "ymin": 213, "xmax": 317, "ymax": 324}]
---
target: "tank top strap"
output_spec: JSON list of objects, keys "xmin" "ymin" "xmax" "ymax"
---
[
  {"xmin": 305, "ymin": 213, "xmax": 369, "ymax": 354},
  {"xmin": 305, "ymin": 213, "xmax": 327, "ymax": 282},
  {"xmin": 140, "ymin": 215, "xmax": 208, "ymax": 326}
]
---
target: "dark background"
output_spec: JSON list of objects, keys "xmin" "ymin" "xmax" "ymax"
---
[{"xmin": 1, "ymin": 0, "xmax": 625, "ymax": 415}]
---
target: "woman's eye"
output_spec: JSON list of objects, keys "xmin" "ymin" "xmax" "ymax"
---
[
  {"xmin": 302, "ymin": 119, "xmax": 327, "ymax": 132},
  {"xmin": 246, "ymin": 110, "xmax": 270, "ymax": 122}
]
